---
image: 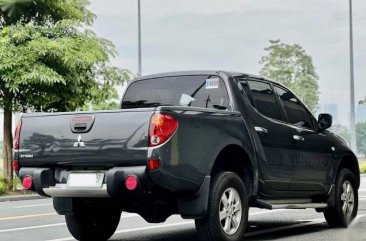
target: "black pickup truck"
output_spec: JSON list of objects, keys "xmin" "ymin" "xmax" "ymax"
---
[{"xmin": 13, "ymin": 71, "xmax": 359, "ymax": 241}]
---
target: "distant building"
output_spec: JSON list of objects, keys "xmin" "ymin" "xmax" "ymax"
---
[{"xmin": 357, "ymin": 104, "xmax": 366, "ymax": 123}]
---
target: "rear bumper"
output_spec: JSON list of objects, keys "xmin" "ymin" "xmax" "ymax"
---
[
  {"xmin": 18, "ymin": 164, "xmax": 204, "ymax": 198},
  {"xmin": 18, "ymin": 167, "xmax": 211, "ymax": 219},
  {"xmin": 18, "ymin": 166, "xmax": 149, "ymax": 198}
]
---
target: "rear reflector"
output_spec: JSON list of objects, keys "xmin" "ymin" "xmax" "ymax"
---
[
  {"xmin": 22, "ymin": 176, "xmax": 33, "ymax": 190},
  {"xmin": 148, "ymin": 159, "xmax": 160, "ymax": 171},
  {"xmin": 12, "ymin": 160, "xmax": 20, "ymax": 173},
  {"xmin": 13, "ymin": 120, "xmax": 22, "ymax": 150},
  {"xmin": 125, "ymin": 175, "xmax": 138, "ymax": 191}
]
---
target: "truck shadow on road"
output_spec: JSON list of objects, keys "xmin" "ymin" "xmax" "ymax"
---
[{"xmin": 110, "ymin": 221, "xmax": 332, "ymax": 241}]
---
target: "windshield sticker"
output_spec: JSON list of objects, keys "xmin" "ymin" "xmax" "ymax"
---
[
  {"xmin": 179, "ymin": 94, "xmax": 196, "ymax": 106},
  {"xmin": 206, "ymin": 78, "xmax": 219, "ymax": 89}
]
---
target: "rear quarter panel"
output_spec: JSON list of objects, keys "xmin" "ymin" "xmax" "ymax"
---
[{"xmin": 148, "ymin": 106, "xmax": 256, "ymax": 192}]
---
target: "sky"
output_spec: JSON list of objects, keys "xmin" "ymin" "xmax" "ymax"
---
[{"xmin": 88, "ymin": 0, "xmax": 366, "ymax": 126}]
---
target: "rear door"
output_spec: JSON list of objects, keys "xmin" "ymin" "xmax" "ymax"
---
[
  {"xmin": 273, "ymin": 85, "xmax": 332, "ymax": 191},
  {"xmin": 240, "ymin": 79, "xmax": 296, "ymax": 191}
]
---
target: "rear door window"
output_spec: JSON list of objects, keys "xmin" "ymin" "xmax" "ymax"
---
[
  {"xmin": 245, "ymin": 80, "xmax": 282, "ymax": 121},
  {"xmin": 274, "ymin": 86, "xmax": 314, "ymax": 129},
  {"xmin": 122, "ymin": 75, "xmax": 229, "ymax": 110}
]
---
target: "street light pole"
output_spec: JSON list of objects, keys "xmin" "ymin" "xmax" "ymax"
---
[
  {"xmin": 349, "ymin": 0, "xmax": 357, "ymax": 151},
  {"xmin": 137, "ymin": 0, "xmax": 142, "ymax": 76}
]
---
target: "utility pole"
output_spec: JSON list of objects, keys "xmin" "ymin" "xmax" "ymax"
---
[
  {"xmin": 137, "ymin": 0, "xmax": 142, "ymax": 76},
  {"xmin": 349, "ymin": 0, "xmax": 357, "ymax": 151}
]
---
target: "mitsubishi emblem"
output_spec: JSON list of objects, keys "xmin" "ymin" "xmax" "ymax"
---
[{"xmin": 73, "ymin": 135, "xmax": 85, "ymax": 147}]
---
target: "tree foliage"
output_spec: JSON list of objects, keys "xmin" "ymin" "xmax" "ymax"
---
[
  {"xmin": 0, "ymin": 0, "xmax": 131, "ymax": 187},
  {"xmin": 259, "ymin": 40, "xmax": 319, "ymax": 112},
  {"xmin": 0, "ymin": 2, "xmax": 131, "ymax": 112}
]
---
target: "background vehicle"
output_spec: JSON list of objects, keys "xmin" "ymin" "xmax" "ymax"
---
[{"xmin": 14, "ymin": 71, "xmax": 360, "ymax": 241}]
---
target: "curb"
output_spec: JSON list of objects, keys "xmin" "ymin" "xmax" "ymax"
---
[{"xmin": 0, "ymin": 194, "xmax": 49, "ymax": 202}]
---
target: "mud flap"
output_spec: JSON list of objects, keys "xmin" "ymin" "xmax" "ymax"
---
[
  {"xmin": 178, "ymin": 176, "xmax": 211, "ymax": 219},
  {"xmin": 53, "ymin": 197, "xmax": 74, "ymax": 215}
]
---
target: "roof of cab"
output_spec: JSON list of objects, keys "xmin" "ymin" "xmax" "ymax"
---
[
  {"xmin": 133, "ymin": 70, "xmax": 278, "ymax": 85},
  {"xmin": 134, "ymin": 70, "xmax": 244, "ymax": 80}
]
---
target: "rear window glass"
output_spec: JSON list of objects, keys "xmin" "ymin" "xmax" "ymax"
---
[
  {"xmin": 246, "ymin": 80, "xmax": 282, "ymax": 121},
  {"xmin": 122, "ymin": 75, "xmax": 229, "ymax": 110}
]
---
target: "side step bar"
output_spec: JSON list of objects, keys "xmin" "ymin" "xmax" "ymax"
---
[{"xmin": 255, "ymin": 199, "xmax": 328, "ymax": 210}]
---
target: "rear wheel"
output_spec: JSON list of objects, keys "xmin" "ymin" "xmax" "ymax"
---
[
  {"xmin": 195, "ymin": 172, "xmax": 248, "ymax": 241},
  {"xmin": 324, "ymin": 168, "xmax": 358, "ymax": 227},
  {"xmin": 65, "ymin": 209, "xmax": 121, "ymax": 241}
]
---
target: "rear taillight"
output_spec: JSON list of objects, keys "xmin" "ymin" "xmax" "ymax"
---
[
  {"xmin": 13, "ymin": 120, "xmax": 22, "ymax": 150},
  {"xmin": 149, "ymin": 114, "xmax": 178, "ymax": 147},
  {"xmin": 12, "ymin": 160, "xmax": 20, "ymax": 173}
]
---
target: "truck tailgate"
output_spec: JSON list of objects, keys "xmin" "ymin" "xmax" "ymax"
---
[{"xmin": 18, "ymin": 109, "xmax": 154, "ymax": 167}]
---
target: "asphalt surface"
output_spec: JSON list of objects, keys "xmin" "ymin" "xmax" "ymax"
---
[{"xmin": 0, "ymin": 176, "xmax": 365, "ymax": 241}]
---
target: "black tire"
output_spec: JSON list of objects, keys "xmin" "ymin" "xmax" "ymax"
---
[
  {"xmin": 65, "ymin": 210, "xmax": 121, "ymax": 241},
  {"xmin": 195, "ymin": 172, "xmax": 249, "ymax": 241},
  {"xmin": 324, "ymin": 168, "xmax": 358, "ymax": 227}
]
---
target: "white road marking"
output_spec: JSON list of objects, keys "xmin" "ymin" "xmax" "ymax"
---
[
  {"xmin": 45, "ymin": 221, "xmax": 195, "ymax": 241},
  {"xmin": 47, "ymin": 215, "xmax": 365, "ymax": 241},
  {"xmin": 0, "ymin": 213, "xmax": 138, "ymax": 234},
  {"xmin": 250, "ymin": 209, "xmax": 290, "ymax": 216},
  {"xmin": 15, "ymin": 203, "xmax": 53, "ymax": 209},
  {"xmin": 45, "ymin": 210, "xmax": 289, "ymax": 241},
  {"xmin": 350, "ymin": 214, "xmax": 366, "ymax": 227},
  {"xmin": 0, "ymin": 223, "xmax": 65, "ymax": 233}
]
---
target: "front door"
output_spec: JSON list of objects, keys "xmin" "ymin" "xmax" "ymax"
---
[{"xmin": 273, "ymin": 85, "xmax": 332, "ymax": 192}]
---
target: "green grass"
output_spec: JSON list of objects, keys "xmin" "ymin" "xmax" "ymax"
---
[
  {"xmin": 0, "ymin": 177, "xmax": 23, "ymax": 195},
  {"xmin": 360, "ymin": 162, "xmax": 366, "ymax": 174},
  {"xmin": 0, "ymin": 177, "xmax": 6, "ymax": 195}
]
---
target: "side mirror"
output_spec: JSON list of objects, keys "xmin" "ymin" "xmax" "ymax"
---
[{"xmin": 318, "ymin": 113, "xmax": 333, "ymax": 131}]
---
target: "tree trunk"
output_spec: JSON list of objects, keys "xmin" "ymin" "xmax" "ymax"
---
[{"xmin": 3, "ymin": 108, "xmax": 13, "ymax": 190}]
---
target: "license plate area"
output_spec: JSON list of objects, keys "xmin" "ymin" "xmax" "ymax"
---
[{"xmin": 67, "ymin": 173, "xmax": 104, "ymax": 188}]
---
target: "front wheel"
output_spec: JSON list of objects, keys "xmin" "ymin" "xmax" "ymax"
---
[
  {"xmin": 195, "ymin": 172, "xmax": 249, "ymax": 241},
  {"xmin": 65, "ymin": 210, "xmax": 121, "ymax": 241},
  {"xmin": 324, "ymin": 168, "xmax": 358, "ymax": 227}
]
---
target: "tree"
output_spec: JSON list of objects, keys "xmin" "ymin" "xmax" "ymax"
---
[
  {"xmin": 0, "ymin": 0, "xmax": 131, "ymax": 188},
  {"xmin": 356, "ymin": 122, "xmax": 366, "ymax": 157},
  {"xmin": 259, "ymin": 40, "xmax": 319, "ymax": 112}
]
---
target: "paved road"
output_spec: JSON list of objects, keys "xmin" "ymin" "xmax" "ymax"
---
[{"xmin": 0, "ymin": 176, "xmax": 365, "ymax": 241}]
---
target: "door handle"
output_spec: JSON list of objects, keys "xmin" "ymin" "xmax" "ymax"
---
[
  {"xmin": 255, "ymin": 126, "xmax": 268, "ymax": 134},
  {"xmin": 293, "ymin": 135, "xmax": 305, "ymax": 142}
]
